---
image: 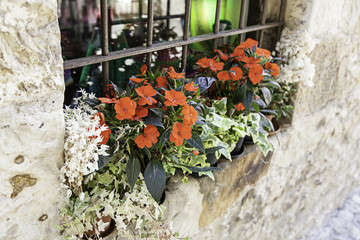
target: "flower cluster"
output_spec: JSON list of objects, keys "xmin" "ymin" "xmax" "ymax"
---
[
  {"xmin": 61, "ymin": 90, "xmax": 110, "ymax": 195},
  {"xmin": 196, "ymin": 38, "xmax": 280, "ymax": 114}
]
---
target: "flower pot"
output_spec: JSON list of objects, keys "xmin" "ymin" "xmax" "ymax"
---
[
  {"xmin": 243, "ymin": 135, "xmax": 254, "ymax": 145},
  {"xmin": 83, "ymin": 215, "xmax": 115, "ymax": 239},
  {"xmin": 230, "ymin": 137, "xmax": 245, "ymax": 159},
  {"xmin": 268, "ymin": 117, "xmax": 281, "ymax": 136}
]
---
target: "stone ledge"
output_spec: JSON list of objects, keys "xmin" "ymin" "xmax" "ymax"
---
[{"xmin": 164, "ymin": 144, "xmax": 272, "ymax": 236}]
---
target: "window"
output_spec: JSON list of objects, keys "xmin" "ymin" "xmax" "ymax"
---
[{"xmin": 60, "ymin": 0, "xmax": 285, "ymax": 103}]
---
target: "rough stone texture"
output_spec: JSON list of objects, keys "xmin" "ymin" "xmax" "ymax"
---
[
  {"xmin": 0, "ymin": 0, "xmax": 65, "ymax": 239},
  {"xmin": 164, "ymin": 0, "xmax": 360, "ymax": 239}
]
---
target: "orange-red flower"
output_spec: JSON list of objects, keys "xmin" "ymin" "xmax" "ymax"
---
[
  {"xmin": 184, "ymin": 82, "xmax": 198, "ymax": 92},
  {"xmin": 192, "ymin": 150, "xmax": 199, "ymax": 156},
  {"xmin": 167, "ymin": 67, "xmax": 185, "ymax": 79},
  {"xmin": 170, "ymin": 122, "xmax": 192, "ymax": 146},
  {"xmin": 248, "ymin": 65, "xmax": 264, "ymax": 85},
  {"xmin": 208, "ymin": 59, "xmax": 224, "ymax": 72},
  {"xmin": 234, "ymin": 103, "xmax": 245, "ymax": 111},
  {"xmin": 217, "ymin": 70, "xmax": 231, "ymax": 81},
  {"xmin": 134, "ymin": 125, "xmax": 160, "ymax": 148},
  {"xmin": 136, "ymin": 85, "xmax": 157, "ymax": 106},
  {"xmin": 130, "ymin": 77, "xmax": 146, "ymax": 84},
  {"xmin": 196, "ymin": 57, "xmax": 211, "ymax": 68},
  {"xmin": 133, "ymin": 105, "xmax": 149, "ymax": 120},
  {"xmin": 231, "ymin": 46, "xmax": 246, "ymax": 61},
  {"xmin": 214, "ymin": 49, "xmax": 229, "ymax": 61},
  {"xmin": 114, "ymin": 97, "xmax": 137, "ymax": 120},
  {"xmin": 229, "ymin": 66, "xmax": 243, "ymax": 81},
  {"xmin": 104, "ymin": 84, "xmax": 116, "ymax": 98},
  {"xmin": 256, "ymin": 48, "xmax": 271, "ymax": 58},
  {"xmin": 90, "ymin": 112, "xmax": 111, "ymax": 145},
  {"xmin": 182, "ymin": 104, "xmax": 198, "ymax": 126},
  {"xmin": 242, "ymin": 57, "xmax": 261, "ymax": 68},
  {"xmin": 196, "ymin": 57, "xmax": 224, "ymax": 72},
  {"xmin": 156, "ymin": 76, "xmax": 167, "ymax": 88},
  {"xmin": 98, "ymin": 97, "xmax": 117, "ymax": 104},
  {"xmin": 265, "ymin": 62, "xmax": 280, "ymax": 77},
  {"xmin": 140, "ymin": 64, "xmax": 147, "ymax": 75},
  {"xmin": 239, "ymin": 38, "xmax": 258, "ymax": 49},
  {"xmin": 164, "ymin": 90, "xmax": 187, "ymax": 106}
]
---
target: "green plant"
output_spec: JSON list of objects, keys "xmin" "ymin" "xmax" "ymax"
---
[{"xmin": 263, "ymin": 82, "xmax": 296, "ymax": 120}]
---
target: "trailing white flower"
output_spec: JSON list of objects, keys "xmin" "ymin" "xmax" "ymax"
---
[
  {"xmin": 276, "ymin": 28, "xmax": 318, "ymax": 87},
  {"xmin": 61, "ymin": 90, "xmax": 109, "ymax": 195}
]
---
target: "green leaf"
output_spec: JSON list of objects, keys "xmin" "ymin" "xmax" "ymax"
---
[
  {"xmin": 243, "ymin": 91, "xmax": 254, "ymax": 110},
  {"xmin": 185, "ymin": 132, "xmax": 205, "ymax": 153},
  {"xmin": 144, "ymin": 161, "xmax": 166, "ymax": 202},
  {"xmin": 213, "ymin": 98, "xmax": 227, "ymax": 115},
  {"xmin": 205, "ymin": 146, "xmax": 225, "ymax": 154},
  {"xmin": 159, "ymin": 128, "xmax": 171, "ymax": 152},
  {"xmin": 205, "ymin": 152, "xmax": 218, "ymax": 165},
  {"xmin": 233, "ymin": 84, "xmax": 246, "ymax": 104},
  {"xmin": 194, "ymin": 76, "xmax": 216, "ymax": 92},
  {"xmin": 181, "ymin": 165, "xmax": 223, "ymax": 173},
  {"xmin": 126, "ymin": 156, "xmax": 141, "ymax": 190},
  {"xmin": 144, "ymin": 115, "xmax": 164, "ymax": 128},
  {"xmin": 260, "ymin": 87, "xmax": 272, "ymax": 105},
  {"xmin": 150, "ymin": 108, "xmax": 166, "ymax": 117},
  {"xmin": 83, "ymin": 98, "xmax": 101, "ymax": 107},
  {"xmin": 252, "ymin": 101, "xmax": 260, "ymax": 113}
]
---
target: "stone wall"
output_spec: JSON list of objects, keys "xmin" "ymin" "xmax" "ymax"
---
[
  {"xmin": 0, "ymin": 0, "xmax": 65, "ymax": 239},
  {"xmin": 164, "ymin": 0, "xmax": 360, "ymax": 239},
  {"xmin": 1, "ymin": 0, "xmax": 360, "ymax": 239}
]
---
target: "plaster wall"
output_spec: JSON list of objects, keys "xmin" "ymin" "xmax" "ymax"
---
[
  {"xmin": 1, "ymin": 0, "xmax": 359, "ymax": 239},
  {"xmin": 165, "ymin": 0, "xmax": 360, "ymax": 239},
  {"xmin": 0, "ymin": 0, "xmax": 65, "ymax": 239}
]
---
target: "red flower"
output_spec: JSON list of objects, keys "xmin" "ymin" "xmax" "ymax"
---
[
  {"xmin": 170, "ymin": 122, "xmax": 192, "ymax": 146},
  {"xmin": 134, "ymin": 125, "xmax": 160, "ymax": 148},
  {"xmin": 217, "ymin": 71, "xmax": 231, "ymax": 81},
  {"xmin": 133, "ymin": 105, "xmax": 149, "ymax": 120},
  {"xmin": 242, "ymin": 57, "xmax": 261, "ymax": 68},
  {"xmin": 239, "ymin": 38, "xmax": 258, "ymax": 49},
  {"xmin": 104, "ymin": 84, "xmax": 116, "ymax": 98},
  {"xmin": 182, "ymin": 104, "xmax": 198, "ymax": 126},
  {"xmin": 196, "ymin": 58, "xmax": 224, "ymax": 72},
  {"xmin": 164, "ymin": 90, "xmax": 187, "ymax": 106},
  {"xmin": 265, "ymin": 62, "xmax": 280, "ymax": 77},
  {"xmin": 184, "ymin": 82, "xmax": 198, "ymax": 92},
  {"xmin": 256, "ymin": 48, "xmax": 271, "ymax": 58},
  {"xmin": 167, "ymin": 67, "xmax": 185, "ymax": 79},
  {"xmin": 140, "ymin": 64, "xmax": 147, "ymax": 75},
  {"xmin": 114, "ymin": 97, "xmax": 137, "ymax": 120},
  {"xmin": 234, "ymin": 103, "xmax": 245, "ymax": 111},
  {"xmin": 248, "ymin": 65, "xmax": 264, "ymax": 85},
  {"xmin": 90, "ymin": 112, "xmax": 111, "ymax": 145},
  {"xmin": 136, "ymin": 85, "xmax": 157, "ymax": 106},
  {"xmin": 98, "ymin": 97, "xmax": 117, "ymax": 104},
  {"xmin": 196, "ymin": 57, "xmax": 211, "ymax": 68},
  {"xmin": 208, "ymin": 59, "xmax": 224, "ymax": 72},
  {"xmin": 192, "ymin": 150, "xmax": 200, "ymax": 156},
  {"xmin": 156, "ymin": 76, "xmax": 167, "ymax": 88},
  {"xmin": 214, "ymin": 49, "xmax": 229, "ymax": 61},
  {"xmin": 130, "ymin": 77, "xmax": 146, "ymax": 84},
  {"xmin": 229, "ymin": 66, "xmax": 243, "ymax": 81}
]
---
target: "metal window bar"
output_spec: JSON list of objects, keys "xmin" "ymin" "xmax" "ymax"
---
[
  {"xmin": 181, "ymin": 0, "xmax": 191, "ymax": 71},
  {"xmin": 63, "ymin": 0, "xmax": 286, "ymax": 94},
  {"xmin": 258, "ymin": 0, "xmax": 269, "ymax": 47},
  {"xmin": 100, "ymin": 0, "xmax": 109, "ymax": 93},
  {"xmin": 213, "ymin": 0, "xmax": 222, "ymax": 49},
  {"xmin": 146, "ymin": 0, "xmax": 154, "ymax": 69},
  {"xmin": 238, "ymin": 0, "xmax": 249, "ymax": 42}
]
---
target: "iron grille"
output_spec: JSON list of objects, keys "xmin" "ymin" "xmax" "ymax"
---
[{"xmin": 63, "ymin": 0, "xmax": 286, "ymax": 94}]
